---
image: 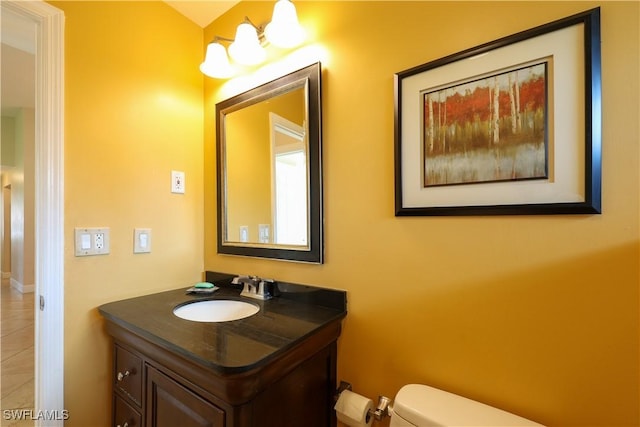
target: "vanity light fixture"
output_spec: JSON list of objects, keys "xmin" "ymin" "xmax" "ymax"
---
[
  {"xmin": 228, "ymin": 18, "xmax": 266, "ymax": 66},
  {"xmin": 200, "ymin": 0, "xmax": 306, "ymax": 79}
]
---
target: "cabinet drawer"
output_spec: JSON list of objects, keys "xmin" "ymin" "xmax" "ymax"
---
[
  {"xmin": 114, "ymin": 394, "xmax": 142, "ymax": 427},
  {"xmin": 115, "ymin": 345, "xmax": 143, "ymax": 406}
]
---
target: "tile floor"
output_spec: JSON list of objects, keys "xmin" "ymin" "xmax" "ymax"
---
[{"xmin": 1, "ymin": 279, "xmax": 34, "ymax": 427}]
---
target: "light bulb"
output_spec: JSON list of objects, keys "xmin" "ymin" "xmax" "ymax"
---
[
  {"xmin": 200, "ymin": 42, "xmax": 235, "ymax": 79},
  {"xmin": 265, "ymin": 0, "xmax": 305, "ymax": 48},
  {"xmin": 228, "ymin": 22, "xmax": 266, "ymax": 65}
]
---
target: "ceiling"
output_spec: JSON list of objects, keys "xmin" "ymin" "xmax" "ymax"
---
[
  {"xmin": 1, "ymin": 7, "xmax": 36, "ymax": 113},
  {"xmin": 1, "ymin": 44, "xmax": 35, "ymax": 112},
  {"xmin": 163, "ymin": 1, "xmax": 239, "ymax": 28}
]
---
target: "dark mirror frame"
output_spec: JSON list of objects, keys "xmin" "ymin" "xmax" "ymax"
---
[{"xmin": 216, "ymin": 62, "xmax": 323, "ymax": 263}]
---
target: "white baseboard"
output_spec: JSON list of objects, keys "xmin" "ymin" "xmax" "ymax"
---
[{"xmin": 10, "ymin": 277, "xmax": 35, "ymax": 293}]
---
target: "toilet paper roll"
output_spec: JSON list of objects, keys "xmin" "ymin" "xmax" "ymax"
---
[{"xmin": 334, "ymin": 389, "xmax": 374, "ymax": 427}]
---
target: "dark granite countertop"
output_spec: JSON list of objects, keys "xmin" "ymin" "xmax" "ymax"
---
[{"xmin": 98, "ymin": 272, "xmax": 347, "ymax": 375}]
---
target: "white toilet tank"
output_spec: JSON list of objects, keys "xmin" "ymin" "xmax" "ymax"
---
[{"xmin": 390, "ymin": 384, "xmax": 543, "ymax": 426}]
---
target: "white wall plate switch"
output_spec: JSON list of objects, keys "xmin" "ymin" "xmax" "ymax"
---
[
  {"xmin": 74, "ymin": 228, "xmax": 110, "ymax": 256},
  {"xmin": 239, "ymin": 225, "xmax": 249, "ymax": 243},
  {"xmin": 171, "ymin": 170, "xmax": 185, "ymax": 194},
  {"xmin": 134, "ymin": 228, "xmax": 152, "ymax": 253},
  {"xmin": 258, "ymin": 224, "xmax": 270, "ymax": 243}
]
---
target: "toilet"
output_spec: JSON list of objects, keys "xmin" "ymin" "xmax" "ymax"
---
[{"xmin": 389, "ymin": 384, "xmax": 543, "ymax": 426}]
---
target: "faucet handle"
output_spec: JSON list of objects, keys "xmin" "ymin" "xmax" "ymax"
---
[
  {"xmin": 232, "ymin": 275, "xmax": 258, "ymax": 285},
  {"xmin": 231, "ymin": 275, "xmax": 247, "ymax": 285},
  {"xmin": 258, "ymin": 279, "xmax": 275, "ymax": 300},
  {"xmin": 239, "ymin": 277, "xmax": 274, "ymax": 300},
  {"xmin": 259, "ymin": 278, "xmax": 275, "ymax": 295}
]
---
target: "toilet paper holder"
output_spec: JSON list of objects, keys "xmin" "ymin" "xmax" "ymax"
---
[{"xmin": 335, "ymin": 381, "xmax": 391, "ymax": 421}]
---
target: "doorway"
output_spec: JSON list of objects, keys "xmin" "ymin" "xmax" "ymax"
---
[
  {"xmin": 269, "ymin": 113, "xmax": 308, "ymax": 246},
  {"xmin": 0, "ymin": 1, "xmax": 64, "ymax": 425},
  {"xmin": 1, "ymin": 10, "xmax": 36, "ymax": 423}
]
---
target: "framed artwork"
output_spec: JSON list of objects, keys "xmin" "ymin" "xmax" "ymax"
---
[{"xmin": 394, "ymin": 8, "xmax": 601, "ymax": 216}]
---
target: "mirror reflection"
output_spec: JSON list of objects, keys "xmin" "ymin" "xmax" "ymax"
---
[
  {"xmin": 216, "ymin": 62, "xmax": 323, "ymax": 263},
  {"xmin": 225, "ymin": 87, "xmax": 308, "ymax": 246}
]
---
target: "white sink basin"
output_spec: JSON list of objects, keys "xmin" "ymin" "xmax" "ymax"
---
[{"xmin": 173, "ymin": 300, "xmax": 259, "ymax": 322}]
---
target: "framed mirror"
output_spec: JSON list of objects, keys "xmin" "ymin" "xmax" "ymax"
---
[{"xmin": 216, "ymin": 62, "xmax": 323, "ymax": 263}]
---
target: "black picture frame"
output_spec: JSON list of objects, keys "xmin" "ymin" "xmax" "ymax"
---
[{"xmin": 394, "ymin": 8, "xmax": 601, "ymax": 216}]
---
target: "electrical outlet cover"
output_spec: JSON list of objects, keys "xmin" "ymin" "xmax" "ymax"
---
[{"xmin": 74, "ymin": 227, "xmax": 110, "ymax": 256}]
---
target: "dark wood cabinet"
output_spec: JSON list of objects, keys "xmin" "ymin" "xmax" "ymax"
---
[
  {"xmin": 114, "ymin": 394, "xmax": 141, "ymax": 427},
  {"xmin": 101, "ymin": 280, "xmax": 346, "ymax": 427},
  {"xmin": 146, "ymin": 366, "xmax": 225, "ymax": 427},
  {"xmin": 107, "ymin": 320, "xmax": 340, "ymax": 427},
  {"xmin": 115, "ymin": 346, "xmax": 142, "ymax": 407}
]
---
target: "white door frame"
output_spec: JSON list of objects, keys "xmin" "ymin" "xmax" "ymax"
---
[{"xmin": 2, "ymin": 1, "xmax": 65, "ymax": 423}]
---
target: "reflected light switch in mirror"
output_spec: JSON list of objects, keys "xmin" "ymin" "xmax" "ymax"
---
[
  {"xmin": 134, "ymin": 228, "xmax": 152, "ymax": 253},
  {"xmin": 259, "ymin": 224, "xmax": 270, "ymax": 243},
  {"xmin": 239, "ymin": 226, "xmax": 249, "ymax": 243}
]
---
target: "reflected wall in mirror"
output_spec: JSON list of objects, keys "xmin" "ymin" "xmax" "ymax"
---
[{"xmin": 216, "ymin": 62, "xmax": 323, "ymax": 263}]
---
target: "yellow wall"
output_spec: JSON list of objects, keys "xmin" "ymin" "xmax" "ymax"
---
[
  {"xmin": 49, "ymin": 1, "xmax": 204, "ymax": 425},
  {"xmin": 46, "ymin": 0, "xmax": 638, "ymax": 426},
  {"xmin": 203, "ymin": 2, "xmax": 639, "ymax": 426}
]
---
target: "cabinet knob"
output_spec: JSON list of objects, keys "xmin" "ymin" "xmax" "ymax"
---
[{"xmin": 116, "ymin": 370, "xmax": 130, "ymax": 381}]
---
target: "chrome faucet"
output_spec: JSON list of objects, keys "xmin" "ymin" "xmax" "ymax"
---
[{"xmin": 232, "ymin": 275, "xmax": 274, "ymax": 300}]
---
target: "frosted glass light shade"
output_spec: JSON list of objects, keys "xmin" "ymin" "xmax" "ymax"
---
[
  {"xmin": 200, "ymin": 42, "xmax": 234, "ymax": 78},
  {"xmin": 264, "ymin": 0, "xmax": 305, "ymax": 48},
  {"xmin": 228, "ymin": 22, "xmax": 266, "ymax": 65}
]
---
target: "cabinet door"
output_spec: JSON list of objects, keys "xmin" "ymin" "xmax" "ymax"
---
[{"xmin": 146, "ymin": 365, "xmax": 225, "ymax": 427}]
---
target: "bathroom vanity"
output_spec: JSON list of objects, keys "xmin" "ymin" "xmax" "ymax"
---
[{"xmin": 98, "ymin": 272, "xmax": 346, "ymax": 427}]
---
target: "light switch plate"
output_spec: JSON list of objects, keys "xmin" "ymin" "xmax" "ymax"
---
[
  {"xmin": 134, "ymin": 228, "xmax": 152, "ymax": 253},
  {"xmin": 258, "ymin": 224, "xmax": 270, "ymax": 243},
  {"xmin": 171, "ymin": 170, "xmax": 185, "ymax": 194},
  {"xmin": 239, "ymin": 226, "xmax": 249, "ymax": 243},
  {"xmin": 74, "ymin": 228, "xmax": 110, "ymax": 256}
]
